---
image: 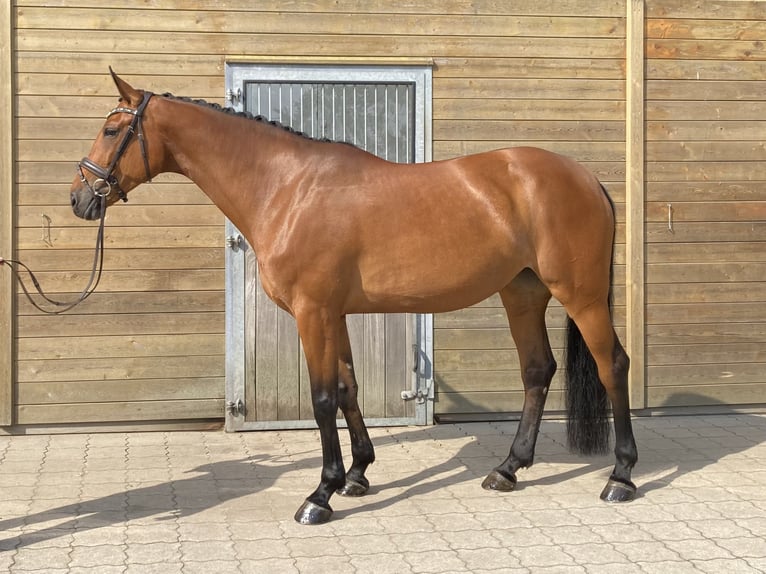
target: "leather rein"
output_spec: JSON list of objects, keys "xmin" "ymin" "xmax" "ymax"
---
[{"xmin": 0, "ymin": 92, "xmax": 154, "ymax": 315}]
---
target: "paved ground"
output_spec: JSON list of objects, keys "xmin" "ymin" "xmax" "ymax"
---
[{"xmin": 0, "ymin": 414, "xmax": 764, "ymax": 573}]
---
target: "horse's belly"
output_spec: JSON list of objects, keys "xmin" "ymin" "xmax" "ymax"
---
[{"xmin": 349, "ymin": 249, "xmax": 522, "ymax": 314}]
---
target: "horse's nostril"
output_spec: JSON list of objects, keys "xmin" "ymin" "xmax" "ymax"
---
[{"xmin": 71, "ymin": 193, "xmax": 77, "ymax": 208}]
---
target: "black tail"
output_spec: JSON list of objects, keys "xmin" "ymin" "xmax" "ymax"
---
[
  {"xmin": 564, "ymin": 182, "xmax": 614, "ymax": 455},
  {"xmin": 564, "ymin": 316, "xmax": 610, "ymax": 455}
]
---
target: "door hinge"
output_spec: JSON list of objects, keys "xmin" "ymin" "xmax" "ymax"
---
[
  {"xmin": 226, "ymin": 234, "xmax": 244, "ymax": 251},
  {"xmin": 227, "ymin": 398, "xmax": 245, "ymax": 417},
  {"xmin": 226, "ymin": 87, "xmax": 242, "ymax": 104}
]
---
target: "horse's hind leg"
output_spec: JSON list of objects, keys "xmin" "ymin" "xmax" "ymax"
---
[
  {"xmin": 482, "ymin": 270, "xmax": 557, "ymax": 491},
  {"xmin": 567, "ymin": 302, "xmax": 638, "ymax": 502},
  {"xmin": 336, "ymin": 316, "xmax": 375, "ymax": 496}
]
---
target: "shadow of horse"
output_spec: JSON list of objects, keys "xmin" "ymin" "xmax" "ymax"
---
[{"xmin": 0, "ymin": 453, "xmax": 320, "ymax": 550}]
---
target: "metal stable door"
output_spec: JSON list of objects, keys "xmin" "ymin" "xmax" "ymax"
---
[{"xmin": 224, "ymin": 64, "xmax": 433, "ymax": 430}]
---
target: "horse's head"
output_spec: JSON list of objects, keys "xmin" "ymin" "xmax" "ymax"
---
[{"xmin": 70, "ymin": 69, "xmax": 159, "ymax": 220}]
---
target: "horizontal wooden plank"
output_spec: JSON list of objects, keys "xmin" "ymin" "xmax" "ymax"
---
[
  {"xmin": 647, "ymin": 39, "xmax": 766, "ymax": 61},
  {"xmin": 647, "ymin": 364, "xmax": 766, "ymax": 387},
  {"xmin": 16, "ymin": 52, "xmax": 225, "ymax": 78},
  {"xmin": 19, "ymin": 312, "xmax": 224, "ymax": 337},
  {"xmin": 16, "ymin": 7, "xmax": 625, "ymax": 38},
  {"xmin": 17, "ymin": 378, "xmax": 224, "ymax": 405},
  {"xmin": 647, "ymin": 181, "xmax": 766, "ymax": 202},
  {"xmin": 433, "ymin": 57, "xmax": 625, "ymax": 80},
  {"xmin": 647, "ymin": 141, "xmax": 766, "ymax": 162},
  {"xmin": 18, "ymin": 333, "xmax": 225, "ymax": 360},
  {"xmin": 646, "ymin": 282, "xmax": 766, "ymax": 304},
  {"xmin": 648, "ymin": 59, "xmax": 766, "ymax": 81},
  {"xmin": 647, "ymin": 18, "xmax": 766, "ymax": 41},
  {"xmin": 647, "ymin": 100, "xmax": 766, "ymax": 122},
  {"xmin": 647, "ymin": 80, "xmax": 766, "ymax": 101},
  {"xmin": 15, "ymin": 399, "xmax": 224, "ymax": 424},
  {"xmin": 15, "ymin": 248, "xmax": 223, "ymax": 272},
  {"xmin": 632, "ymin": 160, "xmax": 764, "ymax": 181},
  {"xmin": 15, "ymin": 269, "xmax": 223, "ymax": 294},
  {"xmin": 646, "ymin": 302, "xmax": 764, "ymax": 324},
  {"xmin": 647, "ymin": 121, "xmax": 766, "ymax": 142},
  {"xmin": 433, "ymin": 98, "xmax": 624, "ymax": 121},
  {"xmin": 18, "ymin": 205, "xmax": 224, "ymax": 228},
  {"xmin": 435, "ymin": 78, "xmax": 624, "ymax": 100},
  {"xmin": 16, "ymin": 31, "xmax": 625, "ymax": 59},
  {"xmin": 15, "ymin": 0, "xmax": 627, "ymax": 17},
  {"xmin": 17, "ymin": 73, "xmax": 223, "ymax": 100},
  {"xmin": 18, "ymin": 182, "xmax": 210, "ymax": 206},
  {"xmin": 646, "ymin": 221, "xmax": 766, "ymax": 243},
  {"xmin": 646, "ymin": 322, "xmax": 766, "ymax": 346},
  {"xmin": 647, "ymin": 201, "xmax": 766, "ymax": 223},
  {"xmin": 18, "ymin": 226, "xmax": 224, "ymax": 250},
  {"xmin": 435, "ymin": 348, "xmax": 565, "ymax": 372},
  {"xmin": 647, "ymin": 343, "xmax": 766, "ymax": 366},
  {"xmin": 18, "ymin": 355, "xmax": 224, "ymax": 383},
  {"xmin": 647, "ymin": 242, "xmax": 766, "ymax": 263},
  {"xmin": 646, "ymin": 1, "xmax": 766, "ymax": 21},
  {"xmin": 434, "ymin": 120, "xmax": 625, "ymax": 142},
  {"xmin": 647, "ymin": 259, "xmax": 766, "ymax": 285},
  {"xmin": 647, "ymin": 384, "xmax": 766, "ymax": 409}
]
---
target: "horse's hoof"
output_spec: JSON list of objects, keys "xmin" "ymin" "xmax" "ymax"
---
[
  {"xmin": 600, "ymin": 479, "xmax": 637, "ymax": 503},
  {"xmin": 337, "ymin": 478, "xmax": 369, "ymax": 497},
  {"xmin": 481, "ymin": 469, "xmax": 517, "ymax": 492},
  {"xmin": 294, "ymin": 500, "xmax": 333, "ymax": 525}
]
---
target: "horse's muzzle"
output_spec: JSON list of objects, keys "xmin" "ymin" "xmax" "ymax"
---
[{"xmin": 71, "ymin": 188, "xmax": 104, "ymax": 221}]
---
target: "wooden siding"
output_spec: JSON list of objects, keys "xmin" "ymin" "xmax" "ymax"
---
[
  {"xmin": 644, "ymin": 0, "xmax": 766, "ymax": 408},
  {"xmin": 4, "ymin": 0, "xmax": 766, "ymax": 429}
]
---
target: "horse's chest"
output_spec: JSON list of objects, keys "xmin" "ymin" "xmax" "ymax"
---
[{"xmin": 256, "ymin": 259, "xmax": 292, "ymax": 313}]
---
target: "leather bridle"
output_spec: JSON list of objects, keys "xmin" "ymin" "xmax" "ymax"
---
[{"xmin": 77, "ymin": 90, "xmax": 154, "ymax": 202}]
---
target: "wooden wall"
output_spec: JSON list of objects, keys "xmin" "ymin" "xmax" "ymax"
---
[
  {"xmin": 5, "ymin": 0, "xmax": 765, "ymax": 429},
  {"xmin": 644, "ymin": 1, "xmax": 766, "ymax": 408},
  {"xmin": 11, "ymin": 0, "xmax": 629, "ymax": 428}
]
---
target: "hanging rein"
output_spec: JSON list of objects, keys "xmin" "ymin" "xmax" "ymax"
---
[{"xmin": 0, "ymin": 92, "xmax": 154, "ymax": 315}]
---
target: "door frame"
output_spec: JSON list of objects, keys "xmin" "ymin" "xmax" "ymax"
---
[{"xmin": 223, "ymin": 61, "xmax": 433, "ymax": 431}]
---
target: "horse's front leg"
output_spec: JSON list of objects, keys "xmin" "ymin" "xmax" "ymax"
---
[
  {"xmin": 293, "ymin": 305, "xmax": 346, "ymax": 525},
  {"xmin": 337, "ymin": 316, "xmax": 375, "ymax": 496}
]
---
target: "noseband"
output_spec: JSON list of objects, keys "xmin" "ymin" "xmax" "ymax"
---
[{"xmin": 77, "ymin": 91, "xmax": 154, "ymax": 202}]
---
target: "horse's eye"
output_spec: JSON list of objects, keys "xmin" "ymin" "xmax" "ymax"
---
[{"xmin": 104, "ymin": 127, "xmax": 120, "ymax": 138}]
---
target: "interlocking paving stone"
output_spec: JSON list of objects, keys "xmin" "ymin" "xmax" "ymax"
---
[{"xmin": 0, "ymin": 414, "xmax": 762, "ymax": 573}]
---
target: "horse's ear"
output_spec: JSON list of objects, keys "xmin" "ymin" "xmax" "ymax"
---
[{"xmin": 109, "ymin": 67, "xmax": 142, "ymax": 106}]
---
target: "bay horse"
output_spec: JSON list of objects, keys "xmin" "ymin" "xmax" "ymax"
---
[{"xmin": 70, "ymin": 70, "xmax": 638, "ymax": 524}]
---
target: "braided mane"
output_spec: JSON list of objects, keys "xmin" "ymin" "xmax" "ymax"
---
[{"xmin": 160, "ymin": 92, "xmax": 344, "ymax": 144}]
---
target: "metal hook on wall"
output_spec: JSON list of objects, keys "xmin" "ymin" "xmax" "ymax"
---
[
  {"xmin": 667, "ymin": 203, "xmax": 674, "ymax": 233},
  {"xmin": 41, "ymin": 213, "xmax": 53, "ymax": 246}
]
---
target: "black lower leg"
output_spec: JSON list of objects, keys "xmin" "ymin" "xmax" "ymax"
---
[
  {"xmin": 338, "ymin": 373, "xmax": 375, "ymax": 494},
  {"xmin": 601, "ymin": 341, "xmax": 638, "ymax": 502},
  {"xmin": 295, "ymin": 388, "xmax": 346, "ymax": 524}
]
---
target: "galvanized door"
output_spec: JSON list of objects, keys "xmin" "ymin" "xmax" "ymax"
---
[{"xmin": 224, "ymin": 64, "xmax": 433, "ymax": 430}]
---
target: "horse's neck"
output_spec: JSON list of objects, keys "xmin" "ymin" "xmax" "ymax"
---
[{"xmin": 160, "ymin": 103, "xmax": 298, "ymax": 246}]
